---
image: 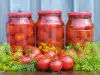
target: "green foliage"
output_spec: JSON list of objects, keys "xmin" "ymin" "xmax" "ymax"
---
[
  {"xmin": 67, "ymin": 42, "xmax": 100, "ymax": 71},
  {"xmin": 0, "ymin": 42, "xmax": 37, "ymax": 71}
]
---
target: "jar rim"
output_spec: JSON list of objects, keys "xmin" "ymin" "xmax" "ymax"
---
[
  {"xmin": 38, "ymin": 10, "xmax": 62, "ymax": 15},
  {"xmin": 8, "ymin": 12, "xmax": 32, "ymax": 17},
  {"xmin": 68, "ymin": 12, "xmax": 92, "ymax": 16}
]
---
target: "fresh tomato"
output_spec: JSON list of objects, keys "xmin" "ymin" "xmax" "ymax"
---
[
  {"xmin": 27, "ymin": 36, "xmax": 34, "ymax": 45},
  {"xmin": 7, "ymin": 36, "xmax": 15, "ymax": 45},
  {"xmin": 28, "ymin": 53, "xmax": 37, "ymax": 59},
  {"xmin": 49, "ymin": 60, "xmax": 62, "ymax": 72},
  {"xmin": 34, "ymin": 54, "xmax": 45, "ymax": 61},
  {"xmin": 37, "ymin": 58, "xmax": 51, "ymax": 71},
  {"xmin": 37, "ymin": 30, "xmax": 49, "ymax": 41},
  {"xmin": 7, "ymin": 25, "xmax": 15, "ymax": 35},
  {"xmin": 66, "ymin": 49, "xmax": 77, "ymax": 56},
  {"xmin": 26, "ymin": 46, "xmax": 41, "ymax": 56},
  {"xmin": 19, "ymin": 56, "xmax": 31, "ymax": 64},
  {"xmin": 15, "ymin": 33, "xmax": 24, "ymax": 43},
  {"xmin": 59, "ymin": 50, "xmax": 66, "ymax": 58},
  {"xmin": 60, "ymin": 56, "xmax": 74, "ymax": 70},
  {"xmin": 31, "ymin": 47, "xmax": 41, "ymax": 55},
  {"xmin": 44, "ymin": 51, "xmax": 56, "ymax": 59}
]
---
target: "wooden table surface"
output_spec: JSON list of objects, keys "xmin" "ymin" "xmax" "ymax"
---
[{"xmin": 0, "ymin": 71, "xmax": 100, "ymax": 75}]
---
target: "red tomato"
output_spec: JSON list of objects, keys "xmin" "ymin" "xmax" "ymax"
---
[
  {"xmin": 49, "ymin": 60, "xmax": 62, "ymax": 72},
  {"xmin": 27, "ymin": 53, "xmax": 37, "ymax": 59},
  {"xmin": 7, "ymin": 25, "xmax": 15, "ymax": 35},
  {"xmin": 15, "ymin": 25, "xmax": 24, "ymax": 33},
  {"xmin": 19, "ymin": 56, "xmax": 31, "ymax": 64},
  {"xmin": 37, "ymin": 30, "xmax": 49, "ymax": 41},
  {"xmin": 7, "ymin": 36, "xmax": 15, "ymax": 45},
  {"xmin": 26, "ymin": 27, "xmax": 34, "ymax": 37},
  {"xmin": 44, "ymin": 51, "xmax": 56, "ymax": 58},
  {"xmin": 31, "ymin": 47, "xmax": 41, "ymax": 55},
  {"xmin": 66, "ymin": 28, "xmax": 76, "ymax": 40},
  {"xmin": 27, "ymin": 36, "xmax": 34, "ymax": 45},
  {"xmin": 56, "ymin": 27, "xmax": 64, "ymax": 40},
  {"xmin": 37, "ymin": 58, "xmax": 51, "ymax": 71},
  {"xmin": 15, "ymin": 33, "xmax": 24, "ymax": 42},
  {"xmin": 34, "ymin": 54, "xmax": 45, "ymax": 61},
  {"xmin": 60, "ymin": 56, "xmax": 74, "ymax": 70},
  {"xmin": 57, "ymin": 39, "xmax": 64, "ymax": 48},
  {"xmin": 48, "ymin": 38, "xmax": 57, "ymax": 46},
  {"xmin": 66, "ymin": 49, "xmax": 77, "ymax": 56},
  {"xmin": 59, "ymin": 50, "xmax": 66, "ymax": 58},
  {"xmin": 36, "ymin": 40, "xmax": 41, "ymax": 47}
]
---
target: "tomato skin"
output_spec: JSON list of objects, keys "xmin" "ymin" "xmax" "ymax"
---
[
  {"xmin": 37, "ymin": 30, "xmax": 49, "ymax": 41},
  {"xmin": 56, "ymin": 27, "xmax": 64, "ymax": 40},
  {"xmin": 44, "ymin": 51, "xmax": 56, "ymax": 58},
  {"xmin": 7, "ymin": 36, "xmax": 15, "ymax": 45},
  {"xmin": 37, "ymin": 58, "xmax": 51, "ymax": 71},
  {"xmin": 7, "ymin": 25, "xmax": 15, "ymax": 35},
  {"xmin": 31, "ymin": 47, "xmax": 41, "ymax": 55},
  {"xmin": 48, "ymin": 38, "xmax": 57, "ymax": 46},
  {"xmin": 27, "ymin": 46, "xmax": 41, "ymax": 58},
  {"xmin": 26, "ymin": 27, "xmax": 34, "ymax": 37},
  {"xmin": 15, "ymin": 33, "xmax": 24, "ymax": 43},
  {"xmin": 49, "ymin": 60, "xmax": 62, "ymax": 72},
  {"xmin": 60, "ymin": 56, "xmax": 74, "ymax": 70},
  {"xmin": 34, "ymin": 54, "xmax": 45, "ymax": 61},
  {"xmin": 59, "ymin": 50, "xmax": 66, "ymax": 58},
  {"xmin": 19, "ymin": 56, "xmax": 31, "ymax": 64},
  {"xmin": 27, "ymin": 36, "xmax": 34, "ymax": 45},
  {"xmin": 27, "ymin": 53, "xmax": 37, "ymax": 59},
  {"xmin": 15, "ymin": 25, "xmax": 23, "ymax": 33}
]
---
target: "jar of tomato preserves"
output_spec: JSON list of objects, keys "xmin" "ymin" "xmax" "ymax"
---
[
  {"xmin": 66, "ymin": 12, "xmax": 94, "ymax": 45},
  {"xmin": 6, "ymin": 12, "xmax": 35, "ymax": 52},
  {"xmin": 36, "ymin": 10, "xmax": 64, "ymax": 48}
]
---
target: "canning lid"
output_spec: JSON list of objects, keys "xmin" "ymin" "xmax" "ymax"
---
[
  {"xmin": 38, "ymin": 10, "xmax": 62, "ymax": 15},
  {"xmin": 68, "ymin": 12, "xmax": 92, "ymax": 16},
  {"xmin": 8, "ymin": 12, "xmax": 32, "ymax": 17}
]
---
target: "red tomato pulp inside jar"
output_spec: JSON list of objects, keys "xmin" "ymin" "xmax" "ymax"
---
[
  {"xmin": 36, "ymin": 10, "xmax": 64, "ymax": 48},
  {"xmin": 66, "ymin": 12, "xmax": 94, "ymax": 45},
  {"xmin": 6, "ymin": 12, "xmax": 35, "ymax": 52}
]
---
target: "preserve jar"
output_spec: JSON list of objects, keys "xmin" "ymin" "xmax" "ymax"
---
[
  {"xmin": 6, "ymin": 12, "xmax": 35, "ymax": 52},
  {"xmin": 36, "ymin": 10, "xmax": 64, "ymax": 48},
  {"xmin": 66, "ymin": 12, "xmax": 94, "ymax": 46}
]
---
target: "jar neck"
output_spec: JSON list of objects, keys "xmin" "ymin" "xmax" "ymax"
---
[
  {"xmin": 9, "ymin": 16, "xmax": 32, "ymax": 18},
  {"xmin": 68, "ymin": 16, "xmax": 91, "ymax": 19},
  {"xmin": 39, "ymin": 14, "xmax": 61, "ymax": 18}
]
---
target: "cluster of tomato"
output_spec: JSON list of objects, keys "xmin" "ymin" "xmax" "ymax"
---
[
  {"xmin": 6, "ymin": 23, "xmax": 35, "ymax": 52},
  {"xmin": 66, "ymin": 25, "xmax": 93, "ymax": 45},
  {"xmin": 36, "ymin": 25, "xmax": 64, "ymax": 48},
  {"xmin": 15, "ymin": 46, "xmax": 74, "ymax": 72}
]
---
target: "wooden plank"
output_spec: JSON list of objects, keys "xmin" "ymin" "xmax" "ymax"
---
[
  {"xmin": 10, "ymin": 0, "xmax": 31, "ymax": 12},
  {"xmin": 0, "ymin": 0, "xmax": 9, "ymax": 44}
]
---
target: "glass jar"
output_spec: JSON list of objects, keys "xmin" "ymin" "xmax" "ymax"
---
[
  {"xmin": 36, "ymin": 10, "xmax": 64, "ymax": 48},
  {"xmin": 6, "ymin": 12, "xmax": 35, "ymax": 52},
  {"xmin": 66, "ymin": 12, "xmax": 94, "ymax": 45}
]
